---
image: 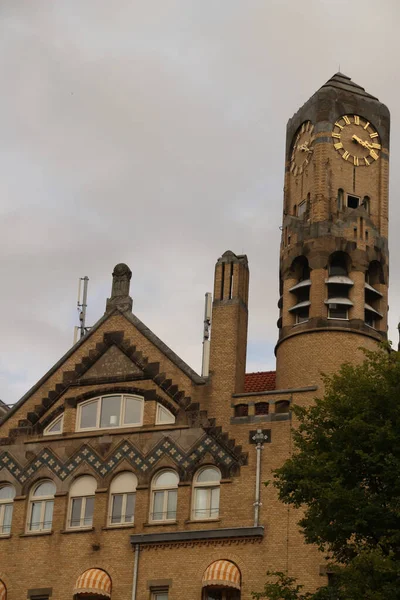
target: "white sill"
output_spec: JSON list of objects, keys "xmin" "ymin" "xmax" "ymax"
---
[
  {"xmin": 327, "ymin": 317, "xmax": 349, "ymax": 321},
  {"xmin": 104, "ymin": 523, "xmax": 135, "ymax": 530},
  {"xmin": 76, "ymin": 423, "xmax": 142, "ymax": 433}
]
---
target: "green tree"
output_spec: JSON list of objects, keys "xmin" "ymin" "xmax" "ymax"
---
[{"xmin": 253, "ymin": 347, "xmax": 400, "ymax": 600}]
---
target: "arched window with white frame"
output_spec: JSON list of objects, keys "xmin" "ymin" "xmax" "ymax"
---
[
  {"xmin": 28, "ymin": 480, "xmax": 56, "ymax": 532},
  {"xmin": 68, "ymin": 475, "xmax": 97, "ymax": 529},
  {"xmin": 43, "ymin": 414, "xmax": 64, "ymax": 436},
  {"xmin": 192, "ymin": 467, "xmax": 221, "ymax": 520},
  {"xmin": 0, "ymin": 484, "xmax": 16, "ymax": 536},
  {"xmin": 150, "ymin": 470, "xmax": 179, "ymax": 522},
  {"xmin": 77, "ymin": 394, "xmax": 144, "ymax": 431},
  {"xmin": 109, "ymin": 472, "xmax": 137, "ymax": 526}
]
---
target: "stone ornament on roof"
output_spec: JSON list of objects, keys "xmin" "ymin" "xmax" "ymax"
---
[{"xmin": 105, "ymin": 262, "xmax": 133, "ymax": 313}]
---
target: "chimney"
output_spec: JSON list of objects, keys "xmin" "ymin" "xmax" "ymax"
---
[
  {"xmin": 105, "ymin": 263, "xmax": 133, "ymax": 313},
  {"xmin": 209, "ymin": 251, "xmax": 249, "ymax": 395}
]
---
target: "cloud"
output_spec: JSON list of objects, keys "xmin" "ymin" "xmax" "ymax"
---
[{"xmin": 0, "ymin": 0, "xmax": 399, "ymax": 403}]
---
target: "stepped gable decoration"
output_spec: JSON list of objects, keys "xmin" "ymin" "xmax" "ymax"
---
[
  {"xmin": 244, "ymin": 371, "xmax": 276, "ymax": 393},
  {"xmin": 106, "ymin": 262, "xmax": 133, "ymax": 313},
  {"xmin": 0, "ymin": 433, "xmax": 246, "ymax": 485}
]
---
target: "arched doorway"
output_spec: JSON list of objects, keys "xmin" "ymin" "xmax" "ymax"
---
[
  {"xmin": 73, "ymin": 569, "xmax": 111, "ymax": 599},
  {"xmin": 202, "ymin": 560, "xmax": 241, "ymax": 599}
]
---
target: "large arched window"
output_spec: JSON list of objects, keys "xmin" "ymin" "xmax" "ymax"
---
[
  {"xmin": 109, "ymin": 472, "xmax": 137, "ymax": 526},
  {"xmin": 150, "ymin": 470, "xmax": 179, "ymax": 522},
  {"xmin": 28, "ymin": 480, "xmax": 56, "ymax": 532},
  {"xmin": 192, "ymin": 467, "xmax": 221, "ymax": 520},
  {"xmin": 77, "ymin": 394, "xmax": 144, "ymax": 431},
  {"xmin": 68, "ymin": 475, "xmax": 97, "ymax": 529},
  {"xmin": 0, "ymin": 484, "xmax": 15, "ymax": 536}
]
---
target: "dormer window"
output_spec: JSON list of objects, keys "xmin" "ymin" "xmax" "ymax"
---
[{"xmin": 76, "ymin": 394, "xmax": 143, "ymax": 431}]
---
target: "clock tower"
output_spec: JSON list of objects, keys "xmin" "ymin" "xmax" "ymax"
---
[{"xmin": 275, "ymin": 73, "xmax": 390, "ymax": 389}]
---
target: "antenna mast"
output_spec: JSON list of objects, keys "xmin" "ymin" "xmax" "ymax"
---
[
  {"xmin": 201, "ymin": 292, "xmax": 212, "ymax": 377},
  {"xmin": 73, "ymin": 276, "xmax": 90, "ymax": 343}
]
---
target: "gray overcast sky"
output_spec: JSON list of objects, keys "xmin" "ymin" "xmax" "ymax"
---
[{"xmin": 1, "ymin": 0, "xmax": 400, "ymax": 405}]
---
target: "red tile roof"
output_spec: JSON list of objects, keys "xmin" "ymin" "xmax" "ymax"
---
[{"xmin": 244, "ymin": 371, "xmax": 276, "ymax": 393}]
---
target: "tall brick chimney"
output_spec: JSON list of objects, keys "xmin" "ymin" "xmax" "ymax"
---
[{"xmin": 209, "ymin": 251, "xmax": 249, "ymax": 396}]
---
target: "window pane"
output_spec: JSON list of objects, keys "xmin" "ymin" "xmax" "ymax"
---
[
  {"xmin": 154, "ymin": 471, "xmax": 179, "ymax": 488},
  {"xmin": 84, "ymin": 496, "xmax": 95, "ymax": 526},
  {"xmin": 34, "ymin": 481, "xmax": 56, "ymax": 497},
  {"xmin": 70, "ymin": 498, "xmax": 82, "ymax": 527},
  {"xmin": 153, "ymin": 491, "xmax": 164, "ymax": 520},
  {"xmin": 194, "ymin": 488, "xmax": 208, "ymax": 518},
  {"xmin": 210, "ymin": 487, "xmax": 220, "ymax": 517},
  {"xmin": 30, "ymin": 501, "xmax": 42, "ymax": 530},
  {"xmin": 0, "ymin": 485, "xmax": 15, "ymax": 500},
  {"xmin": 47, "ymin": 417, "xmax": 62, "ymax": 434},
  {"xmin": 166, "ymin": 489, "xmax": 177, "ymax": 520},
  {"xmin": 100, "ymin": 396, "xmax": 121, "ymax": 428},
  {"xmin": 80, "ymin": 401, "xmax": 98, "ymax": 429},
  {"xmin": 156, "ymin": 404, "xmax": 175, "ymax": 424},
  {"xmin": 111, "ymin": 494, "xmax": 123, "ymax": 524},
  {"xmin": 125, "ymin": 493, "xmax": 135, "ymax": 523},
  {"xmin": 206, "ymin": 592, "xmax": 222, "ymax": 600},
  {"xmin": 197, "ymin": 468, "xmax": 220, "ymax": 483},
  {"xmin": 124, "ymin": 397, "xmax": 142, "ymax": 425},
  {"xmin": 154, "ymin": 594, "xmax": 169, "ymax": 600},
  {"xmin": 2, "ymin": 504, "xmax": 13, "ymax": 534},
  {"xmin": 43, "ymin": 500, "xmax": 54, "ymax": 530}
]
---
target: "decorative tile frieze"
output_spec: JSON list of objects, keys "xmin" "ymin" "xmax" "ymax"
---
[{"xmin": 0, "ymin": 434, "xmax": 239, "ymax": 485}]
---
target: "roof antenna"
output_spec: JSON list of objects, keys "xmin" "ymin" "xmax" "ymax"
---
[
  {"xmin": 201, "ymin": 293, "xmax": 212, "ymax": 377},
  {"xmin": 73, "ymin": 276, "xmax": 91, "ymax": 343}
]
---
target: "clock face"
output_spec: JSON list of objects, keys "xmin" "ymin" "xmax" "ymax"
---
[
  {"xmin": 290, "ymin": 121, "xmax": 315, "ymax": 176},
  {"xmin": 332, "ymin": 115, "xmax": 381, "ymax": 166}
]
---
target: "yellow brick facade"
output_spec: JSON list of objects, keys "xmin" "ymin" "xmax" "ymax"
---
[{"xmin": 0, "ymin": 74, "xmax": 390, "ymax": 599}]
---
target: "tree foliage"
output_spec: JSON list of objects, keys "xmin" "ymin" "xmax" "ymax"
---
[{"xmin": 253, "ymin": 347, "xmax": 400, "ymax": 599}]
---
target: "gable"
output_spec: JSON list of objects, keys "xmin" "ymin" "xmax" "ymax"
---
[{"xmin": 81, "ymin": 345, "xmax": 144, "ymax": 381}]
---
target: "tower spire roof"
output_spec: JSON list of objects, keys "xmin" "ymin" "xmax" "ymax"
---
[{"xmin": 320, "ymin": 72, "xmax": 379, "ymax": 101}]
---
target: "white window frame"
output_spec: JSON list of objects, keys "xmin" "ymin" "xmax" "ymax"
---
[
  {"xmin": 151, "ymin": 591, "xmax": 169, "ymax": 600},
  {"xmin": 43, "ymin": 414, "xmax": 64, "ymax": 436},
  {"xmin": 27, "ymin": 480, "xmax": 55, "ymax": 533},
  {"xmin": 0, "ymin": 484, "xmax": 15, "ymax": 536},
  {"xmin": 108, "ymin": 472, "xmax": 137, "ymax": 527},
  {"xmin": 150, "ymin": 470, "xmax": 179, "ymax": 523},
  {"xmin": 67, "ymin": 475, "xmax": 97, "ymax": 530},
  {"xmin": 155, "ymin": 403, "xmax": 176, "ymax": 425},
  {"xmin": 68, "ymin": 495, "xmax": 95, "ymax": 529},
  {"xmin": 76, "ymin": 394, "xmax": 144, "ymax": 432},
  {"xmin": 327, "ymin": 305, "xmax": 349, "ymax": 320},
  {"xmin": 192, "ymin": 467, "xmax": 221, "ymax": 521}
]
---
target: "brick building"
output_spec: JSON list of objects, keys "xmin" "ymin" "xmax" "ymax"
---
[{"xmin": 0, "ymin": 73, "xmax": 390, "ymax": 599}]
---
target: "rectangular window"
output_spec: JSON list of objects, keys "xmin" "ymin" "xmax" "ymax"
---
[
  {"xmin": 298, "ymin": 201, "xmax": 306, "ymax": 218},
  {"xmin": 70, "ymin": 496, "xmax": 94, "ymax": 528},
  {"xmin": 100, "ymin": 395, "xmax": 121, "ymax": 428},
  {"xmin": 347, "ymin": 194, "xmax": 360, "ymax": 209},
  {"xmin": 152, "ymin": 592, "xmax": 168, "ymax": 600},
  {"xmin": 111, "ymin": 493, "xmax": 135, "ymax": 524},
  {"xmin": 328, "ymin": 305, "xmax": 348, "ymax": 320}
]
